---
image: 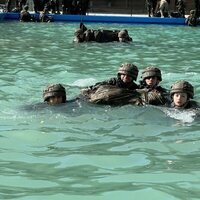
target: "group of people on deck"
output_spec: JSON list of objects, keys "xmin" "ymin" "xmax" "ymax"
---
[
  {"xmin": 19, "ymin": 4, "xmax": 53, "ymax": 22},
  {"xmin": 14, "ymin": 0, "xmax": 200, "ymax": 26},
  {"xmin": 146, "ymin": 0, "xmax": 200, "ymax": 26},
  {"xmin": 146, "ymin": 0, "xmax": 190, "ymax": 18},
  {"xmin": 42, "ymin": 64, "xmax": 199, "ymax": 111},
  {"xmin": 5, "ymin": 0, "xmax": 89, "ymax": 15}
]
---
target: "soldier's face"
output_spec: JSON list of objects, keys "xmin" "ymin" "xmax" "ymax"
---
[
  {"xmin": 145, "ymin": 76, "xmax": 158, "ymax": 87},
  {"xmin": 173, "ymin": 92, "xmax": 188, "ymax": 107},
  {"xmin": 48, "ymin": 96, "xmax": 63, "ymax": 105},
  {"xmin": 120, "ymin": 74, "xmax": 133, "ymax": 83},
  {"xmin": 119, "ymin": 37, "xmax": 128, "ymax": 42}
]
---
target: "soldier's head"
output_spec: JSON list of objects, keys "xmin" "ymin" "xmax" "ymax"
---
[
  {"xmin": 170, "ymin": 80, "xmax": 194, "ymax": 107},
  {"xmin": 74, "ymin": 28, "xmax": 85, "ymax": 42},
  {"xmin": 118, "ymin": 30, "xmax": 132, "ymax": 42},
  {"xmin": 118, "ymin": 63, "xmax": 138, "ymax": 83},
  {"xmin": 141, "ymin": 66, "xmax": 162, "ymax": 88},
  {"xmin": 43, "ymin": 84, "xmax": 66, "ymax": 105}
]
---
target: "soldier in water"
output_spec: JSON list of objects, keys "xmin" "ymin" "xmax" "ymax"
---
[
  {"xmin": 137, "ymin": 66, "xmax": 170, "ymax": 106},
  {"xmin": 81, "ymin": 63, "xmax": 143, "ymax": 105},
  {"xmin": 170, "ymin": 80, "xmax": 199, "ymax": 109},
  {"xmin": 20, "ymin": 5, "xmax": 35, "ymax": 22},
  {"xmin": 43, "ymin": 84, "xmax": 67, "ymax": 105},
  {"xmin": 74, "ymin": 23, "xmax": 132, "ymax": 43},
  {"xmin": 186, "ymin": 10, "xmax": 198, "ymax": 26},
  {"xmin": 21, "ymin": 83, "xmax": 83, "ymax": 113}
]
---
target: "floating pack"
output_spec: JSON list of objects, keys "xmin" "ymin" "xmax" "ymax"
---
[
  {"xmin": 137, "ymin": 88, "xmax": 168, "ymax": 105},
  {"xmin": 81, "ymin": 85, "xmax": 142, "ymax": 105}
]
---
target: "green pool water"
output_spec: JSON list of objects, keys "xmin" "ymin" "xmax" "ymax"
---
[{"xmin": 0, "ymin": 21, "xmax": 200, "ymax": 200}]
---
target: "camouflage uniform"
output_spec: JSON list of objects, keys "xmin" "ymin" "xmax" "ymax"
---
[
  {"xmin": 137, "ymin": 67, "xmax": 170, "ymax": 105},
  {"xmin": 74, "ymin": 23, "xmax": 132, "ymax": 43},
  {"xmin": 43, "ymin": 83, "xmax": 66, "ymax": 103},
  {"xmin": 170, "ymin": 80, "xmax": 199, "ymax": 109},
  {"xmin": 81, "ymin": 63, "xmax": 142, "ymax": 105},
  {"xmin": 89, "ymin": 63, "xmax": 139, "ymax": 91}
]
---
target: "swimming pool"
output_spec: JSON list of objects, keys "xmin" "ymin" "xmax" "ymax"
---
[{"xmin": 0, "ymin": 21, "xmax": 200, "ymax": 200}]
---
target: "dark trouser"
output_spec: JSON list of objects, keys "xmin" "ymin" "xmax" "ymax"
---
[
  {"xmin": 19, "ymin": 0, "xmax": 26, "ymax": 11},
  {"xmin": 6, "ymin": 0, "xmax": 11, "ymax": 12}
]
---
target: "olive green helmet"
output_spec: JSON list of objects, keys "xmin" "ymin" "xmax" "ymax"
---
[
  {"xmin": 118, "ymin": 30, "xmax": 128, "ymax": 38},
  {"xmin": 118, "ymin": 63, "xmax": 139, "ymax": 81},
  {"xmin": 141, "ymin": 67, "xmax": 162, "ymax": 81},
  {"xmin": 170, "ymin": 80, "xmax": 194, "ymax": 99},
  {"xmin": 43, "ymin": 84, "xmax": 66, "ymax": 102},
  {"xmin": 74, "ymin": 28, "xmax": 84, "ymax": 36}
]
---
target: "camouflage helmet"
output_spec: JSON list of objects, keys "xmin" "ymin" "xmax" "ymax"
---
[
  {"xmin": 43, "ymin": 84, "xmax": 66, "ymax": 102},
  {"xmin": 170, "ymin": 80, "xmax": 194, "ymax": 99},
  {"xmin": 118, "ymin": 30, "xmax": 128, "ymax": 38},
  {"xmin": 118, "ymin": 63, "xmax": 139, "ymax": 81},
  {"xmin": 74, "ymin": 28, "xmax": 84, "ymax": 36},
  {"xmin": 141, "ymin": 67, "xmax": 162, "ymax": 81}
]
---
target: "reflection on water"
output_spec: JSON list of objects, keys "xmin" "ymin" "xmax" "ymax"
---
[{"xmin": 0, "ymin": 22, "xmax": 200, "ymax": 200}]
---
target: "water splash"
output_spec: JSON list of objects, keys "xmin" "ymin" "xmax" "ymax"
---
[
  {"xmin": 71, "ymin": 78, "xmax": 97, "ymax": 87},
  {"xmin": 163, "ymin": 108, "xmax": 197, "ymax": 123}
]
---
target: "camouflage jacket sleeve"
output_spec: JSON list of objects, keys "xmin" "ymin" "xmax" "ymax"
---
[
  {"xmin": 136, "ymin": 87, "xmax": 170, "ymax": 106},
  {"xmin": 81, "ymin": 78, "xmax": 117, "ymax": 97},
  {"xmin": 90, "ymin": 78, "xmax": 118, "ymax": 89}
]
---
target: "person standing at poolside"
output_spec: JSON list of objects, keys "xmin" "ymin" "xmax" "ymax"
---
[
  {"xmin": 5, "ymin": 0, "xmax": 11, "ymax": 12},
  {"xmin": 146, "ymin": 0, "xmax": 158, "ymax": 17},
  {"xmin": 52, "ymin": 0, "xmax": 60, "ymax": 14},
  {"xmin": 62, "ymin": 0, "xmax": 73, "ymax": 14},
  {"xmin": 33, "ymin": 0, "xmax": 40, "ymax": 13},
  {"xmin": 176, "ymin": 0, "xmax": 186, "ymax": 18},
  {"xmin": 26, "ymin": 0, "xmax": 34, "ymax": 11},
  {"xmin": 158, "ymin": 0, "xmax": 171, "ymax": 18},
  {"xmin": 79, "ymin": 0, "xmax": 89, "ymax": 15},
  {"xmin": 19, "ymin": 0, "xmax": 27, "ymax": 11}
]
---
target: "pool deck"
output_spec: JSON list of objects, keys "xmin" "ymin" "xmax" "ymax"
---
[{"xmin": 0, "ymin": 12, "xmax": 187, "ymax": 25}]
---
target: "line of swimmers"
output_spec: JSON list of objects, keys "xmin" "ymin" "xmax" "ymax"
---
[
  {"xmin": 42, "ymin": 63, "xmax": 199, "ymax": 110},
  {"xmin": 73, "ymin": 23, "xmax": 132, "ymax": 43}
]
